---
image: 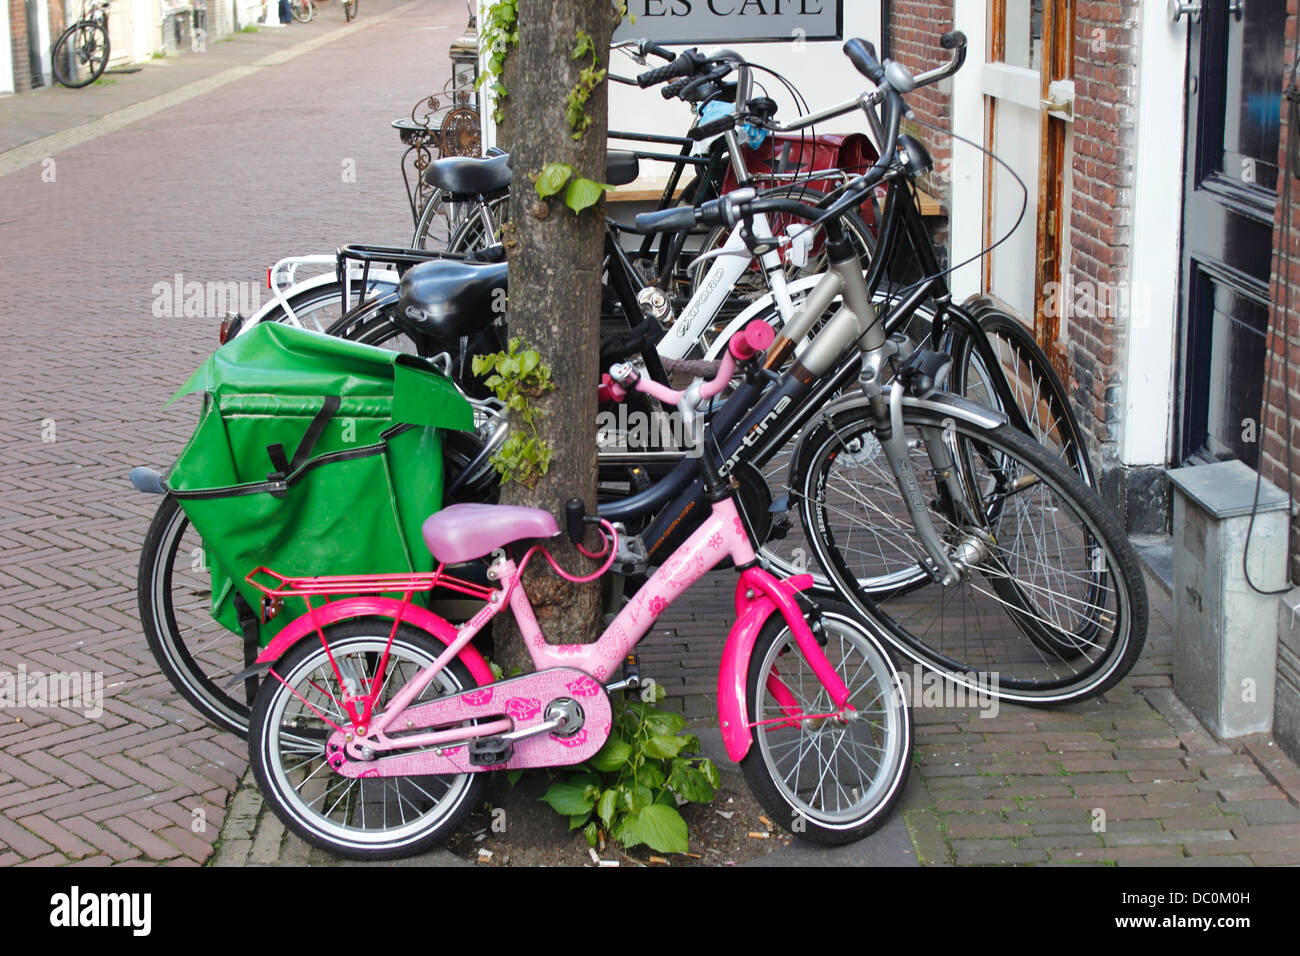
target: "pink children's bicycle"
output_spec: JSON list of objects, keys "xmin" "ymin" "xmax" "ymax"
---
[{"xmin": 240, "ymin": 322, "xmax": 911, "ymax": 859}]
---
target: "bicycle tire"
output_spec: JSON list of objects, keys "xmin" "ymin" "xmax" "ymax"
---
[
  {"xmin": 137, "ymin": 286, "xmax": 422, "ymax": 738},
  {"xmin": 249, "ymin": 621, "xmax": 484, "ymax": 859},
  {"xmin": 51, "ymin": 21, "xmax": 109, "ymax": 88},
  {"xmin": 138, "ymin": 494, "xmax": 251, "ymax": 736},
  {"xmin": 797, "ymin": 404, "xmax": 1147, "ymax": 705},
  {"xmin": 291, "ymin": 0, "xmax": 313, "ymax": 21},
  {"xmin": 739, "ymin": 603, "xmax": 911, "ymax": 844},
  {"xmin": 949, "ymin": 301, "xmax": 1094, "ymax": 487}
]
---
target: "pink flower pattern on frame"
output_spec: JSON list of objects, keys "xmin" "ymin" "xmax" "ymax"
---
[
  {"xmin": 505, "ymin": 697, "xmax": 541, "ymax": 720},
  {"xmin": 565, "ymin": 675, "xmax": 601, "ymax": 697}
]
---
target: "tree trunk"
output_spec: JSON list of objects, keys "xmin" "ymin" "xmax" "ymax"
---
[{"xmin": 494, "ymin": 0, "xmax": 614, "ymax": 676}]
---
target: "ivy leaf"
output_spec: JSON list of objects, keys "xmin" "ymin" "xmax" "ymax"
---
[
  {"xmin": 589, "ymin": 733, "xmax": 631, "ymax": 773},
  {"xmin": 539, "ymin": 778, "xmax": 597, "ymax": 816},
  {"xmin": 701, "ymin": 758, "xmax": 721, "ymax": 789},
  {"xmin": 632, "ymin": 804, "xmax": 689, "ymax": 854},
  {"xmin": 573, "ymin": 29, "xmax": 594, "ymax": 60},
  {"xmin": 596, "ymin": 787, "xmax": 620, "ymax": 829},
  {"xmin": 568, "ymin": 813, "xmax": 591, "ymax": 832},
  {"xmin": 583, "ymin": 820, "xmax": 599, "ymax": 848},
  {"xmin": 644, "ymin": 734, "xmax": 690, "ymax": 759},
  {"xmin": 642, "ymin": 707, "xmax": 686, "ymax": 737},
  {"xmin": 669, "ymin": 766, "xmax": 715, "ymax": 804},
  {"xmin": 534, "ymin": 162, "xmax": 573, "ymax": 198},
  {"xmin": 565, "ymin": 176, "xmax": 609, "ymax": 214}
]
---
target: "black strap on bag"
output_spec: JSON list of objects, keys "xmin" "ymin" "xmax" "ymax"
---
[
  {"xmin": 232, "ymin": 591, "xmax": 261, "ymax": 707},
  {"xmin": 265, "ymin": 395, "xmax": 341, "ymax": 496}
]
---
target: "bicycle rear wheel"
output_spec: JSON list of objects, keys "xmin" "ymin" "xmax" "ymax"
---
[
  {"xmin": 249, "ymin": 622, "xmax": 483, "ymax": 859},
  {"xmin": 797, "ymin": 404, "xmax": 1147, "ymax": 704},
  {"xmin": 949, "ymin": 300, "xmax": 1094, "ymax": 486}
]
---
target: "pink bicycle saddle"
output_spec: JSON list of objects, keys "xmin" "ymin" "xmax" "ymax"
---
[{"xmin": 422, "ymin": 503, "xmax": 560, "ymax": 565}]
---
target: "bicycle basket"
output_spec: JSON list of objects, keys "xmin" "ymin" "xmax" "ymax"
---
[{"xmin": 163, "ymin": 322, "xmax": 474, "ymax": 643}]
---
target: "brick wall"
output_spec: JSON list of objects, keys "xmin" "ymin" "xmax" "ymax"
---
[
  {"xmin": 10, "ymin": 0, "xmax": 30, "ymax": 92},
  {"xmin": 1263, "ymin": 0, "xmax": 1300, "ymax": 582},
  {"xmin": 1065, "ymin": 1, "xmax": 1146, "ymax": 520},
  {"xmin": 888, "ymin": 0, "xmax": 954, "ymax": 261}
]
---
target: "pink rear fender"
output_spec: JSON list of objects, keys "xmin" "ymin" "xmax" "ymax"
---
[
  {"xmin": 254, "ymin": 597, "xmax": 495, "ymax": 687},
  {"xmin": 717, "ymin": 573, "xmax": 814, "ymax": 762}
]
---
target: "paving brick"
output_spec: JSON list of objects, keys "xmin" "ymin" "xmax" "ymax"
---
[
  {"xmin": 0, "ymin": 815, "xmax": 55, "ymax": 857},
  {"xmin": 951, "ymin": 840, "xmax": 1047, "ymax": 865}
]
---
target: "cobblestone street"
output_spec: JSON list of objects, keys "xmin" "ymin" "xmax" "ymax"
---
[{"xmin": 0, "ymin": 0, "xmax": 1298, "ymax": 869}]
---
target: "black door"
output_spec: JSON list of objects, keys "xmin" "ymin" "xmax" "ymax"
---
[{"xmin": 1177, "ymin": 0, "xmax": 1285, "ymax": 468}]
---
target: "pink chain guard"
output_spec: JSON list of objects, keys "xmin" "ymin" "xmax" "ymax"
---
[{"xmin": 327, "ymin": 668, "xmax": 612, "ymax": 778}]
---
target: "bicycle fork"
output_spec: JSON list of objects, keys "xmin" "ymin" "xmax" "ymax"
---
[{"xmin": 858, "ymin": 348, "xmax": 990, "ymax": 587}]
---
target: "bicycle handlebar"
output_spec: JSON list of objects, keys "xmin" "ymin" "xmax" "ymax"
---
[{"xmin": 636, "ymin": 50, "xmax": 703, "ymax": 87}]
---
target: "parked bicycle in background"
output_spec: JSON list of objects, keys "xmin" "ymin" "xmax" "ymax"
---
[{"xmin": 52, "ymin": 0, "xmax": 111, "ymax": 88}]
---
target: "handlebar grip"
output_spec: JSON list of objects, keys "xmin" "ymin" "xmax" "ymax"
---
[
  {"xmin": 643, "ymin": 41, "xmax": 675, "ymax": 62},
  {"xmin": 728, "ymin": 320, "xmax": 776, "ymax": 361},
  {"xmin": 633, "ymin": 206, "xmax": 699, "ymax": 233},
  {"xmin": 661, "ymin": 75, "xmax": 694, "ymax": 99},
  {"xmin": 688, "ymin": 113, "xmax": 735, "ymax": 141},
  {"xmin": 636, "ymin": 51, "xmax": 697, "ymax": 87},
  {"xmin": 940, "ymin": 30, "xmax": 966, "ymax": 50},
  {"xmin": 843, "ymin": 38, "xmax": 885, "ymax": 84}
]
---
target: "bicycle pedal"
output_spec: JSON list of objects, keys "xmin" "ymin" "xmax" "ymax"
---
[
  {"xmin": 622, "ymin": 653, "xmax": 640, "ymax": 684},
  {"xmin": 469, "ymin": 736, "xmax": 513, "ymax": 767}
]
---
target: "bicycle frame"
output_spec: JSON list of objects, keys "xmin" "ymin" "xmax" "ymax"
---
[{"xmin": 247, "ymin": 494, "xmax": 845, "ymax": 773}]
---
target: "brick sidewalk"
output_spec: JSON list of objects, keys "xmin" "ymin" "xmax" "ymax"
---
[
  {"xmin": 0, "ymin": 0, "xmax": 468, "ymax": 865},
  {"xmin": 212, "ymin": 571, "xmax": 1300, "ymax": 867}
]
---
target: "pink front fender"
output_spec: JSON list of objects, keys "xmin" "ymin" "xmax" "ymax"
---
[
  {"xmin": 717, "ymin": 572, "xmax": 815, "ymax": 762},
  {"xmin": 254, "ymin": 598, "xmax": 495, "ymax": 687}
]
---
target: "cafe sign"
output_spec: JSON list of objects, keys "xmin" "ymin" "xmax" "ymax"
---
[{"xmin": 611, "ymin": 0, "xmax": 843, "ymax": 44}]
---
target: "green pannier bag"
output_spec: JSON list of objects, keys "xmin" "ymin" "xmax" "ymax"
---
[{"xmin": 164, "ymin": 322, "xmax": 475, "ymax": 644}]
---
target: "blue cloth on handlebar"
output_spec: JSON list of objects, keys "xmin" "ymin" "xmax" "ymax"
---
[{"xmin": 700, "ymin": 101, "xmax": 768, "ymax": 149}]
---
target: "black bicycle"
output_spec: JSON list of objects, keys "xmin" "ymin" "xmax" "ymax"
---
[{"xmin": 52, "ymin": 0, "xmax": 111, "ymax": 89}]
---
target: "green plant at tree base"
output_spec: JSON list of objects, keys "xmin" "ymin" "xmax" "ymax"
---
[
  {"xmin": 470, "ymin": 337, "xmax": 554, "ymax": 487},
  {"xmin": 540, "ymin": 686, "xmax": 720, "ymax": 855},
  {"xmin": 476, "ymin": 0, "xmax": 518, "ymax": 124}
]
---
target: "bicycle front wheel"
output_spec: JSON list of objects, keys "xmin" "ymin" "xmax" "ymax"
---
[
  {"xmin": 52, "ymin": 22, "xmax": 109, "ymax": 88},
  {"xmin": 740, "ymin": 604, "xmax": 911, "ymax": 844},
  {"xmin": 292, "ymin": 0, "xmax": 313, "ymax": 21},
  {"xmin": 798, "ymin": 405, "xmax": 1147, "ymax": 704},
  {"xmin": 249, "ymin": 622, "xmax": 484, "ymax": 859}
]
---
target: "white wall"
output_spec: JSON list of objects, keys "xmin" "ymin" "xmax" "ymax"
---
[
  {"xmin": 1121, "ymin": 3, "xmax": 1188, "ymax": 468},
  {"xmin": 0, "ymin": 0, "xmax": 14, "ymax": 94},
  {"xmin": 946, "ymin": 0, "xmax": 989, "ymax": 302}
]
